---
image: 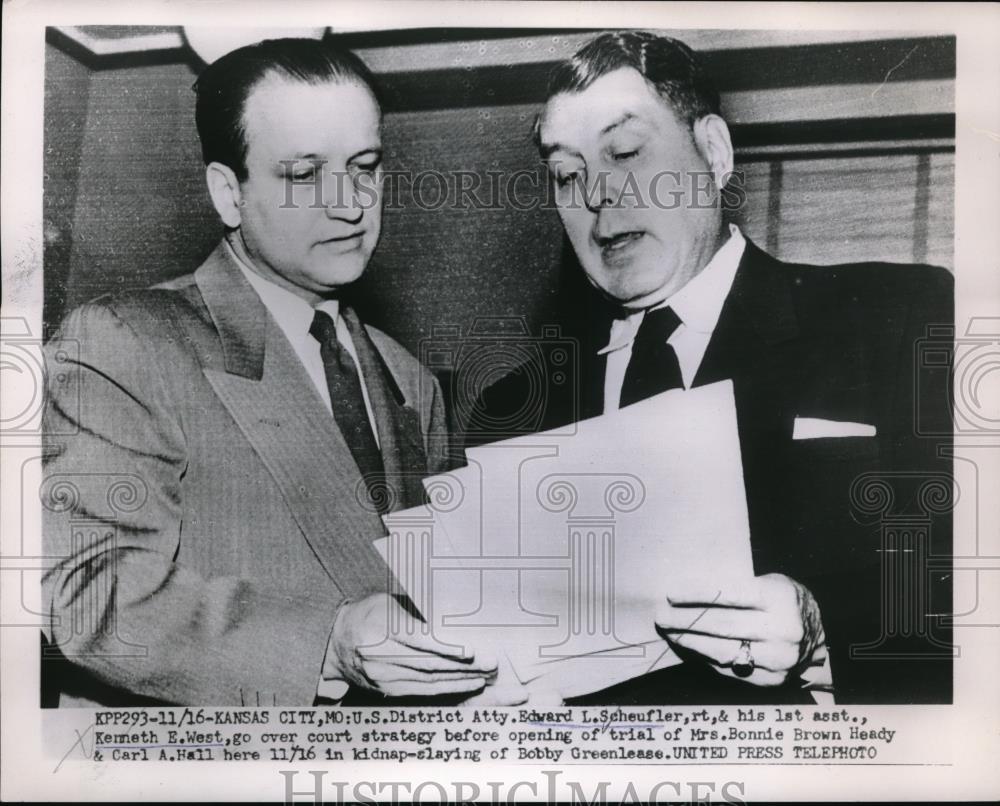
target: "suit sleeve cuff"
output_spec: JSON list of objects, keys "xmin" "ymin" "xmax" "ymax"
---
[{"xmin": 317, "ymin": 598, "xmax": 353, "ymax": 702}]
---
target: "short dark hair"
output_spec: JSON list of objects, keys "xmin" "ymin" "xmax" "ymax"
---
[
  {"xmin": 193, "ymin": 37, "xmax": 381, "ymax": 181},
  {"xmin": 535, "ymin": 31, "xmax": 721, "ymax": 146}
]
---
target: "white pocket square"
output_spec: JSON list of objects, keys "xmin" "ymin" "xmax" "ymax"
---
[{"xmin": 793, "ymin": 417, "xmax": 876, "ymax": 439}]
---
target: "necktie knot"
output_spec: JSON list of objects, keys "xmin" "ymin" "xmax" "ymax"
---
[
  {"xmin": 619, "ymin": 305, "xmax": 684, "ymax": 407},
  {"xmin": 309, "ymin": 309, "xmax": 339, "ymax": 347},
  {"xmin": 637, "ymin": 305, "xmax": 682, "ymax": 343}
]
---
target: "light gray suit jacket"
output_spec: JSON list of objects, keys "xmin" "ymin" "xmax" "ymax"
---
[{"xmin": 41, "ymin": 242, "xmax": 449, "ymax": 706}]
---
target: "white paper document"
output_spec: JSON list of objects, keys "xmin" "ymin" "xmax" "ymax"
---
[{"xmin": 377, "ymin": 380, "xmax": 754, "ymax": 698}]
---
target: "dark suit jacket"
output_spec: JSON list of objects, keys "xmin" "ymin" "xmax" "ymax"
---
[
  {"xmin": 41, "ymin": 242, "xmax": 449, "ymax": 707},
  {"xmin": 465, "ymin": 239, "xmax": 953, "ymax": 705}
]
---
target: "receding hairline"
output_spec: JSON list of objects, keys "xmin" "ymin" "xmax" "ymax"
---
[
  {"xmin": 534, "ymin": 67, "xmax": 698, "ymax": 156},
  {"xmin": 241, "ymin": 69, "xmax": 381, "ymax": 114},
  {"xmin": 236, "ymin": 71, "xmax": 382, "ymax": 162}
]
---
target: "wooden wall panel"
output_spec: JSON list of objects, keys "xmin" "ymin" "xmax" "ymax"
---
[
  {"xmin": 926, "ymin": 153, "xmax": 955, "ymax": 269},
  {"xmin": 732, "ymin": 152, "xmax": 954, "ymax": 269},
  {"xmin": 779, "ymin": 154, "xmax": 923, "ymax": 266}
]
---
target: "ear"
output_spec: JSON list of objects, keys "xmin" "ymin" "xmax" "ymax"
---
[
  {"xmin": 205, "ymin": 162, "xmax": 243, "ymax": 229},
  {"xmin": 692, "ymin": 114, "xmax": 734, "ymax": 191}
]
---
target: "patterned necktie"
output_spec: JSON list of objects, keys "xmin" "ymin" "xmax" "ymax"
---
[
  {"xmin": 309, "ymin": 310, "xmax": 386, "ymax": 511},
  {"xmin": 619, "ymin": 306, "xmax": 684, "ymax": 408}
]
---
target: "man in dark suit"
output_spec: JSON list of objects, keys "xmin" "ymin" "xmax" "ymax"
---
[
  {"xmin": 41, "ymin": 38, "xmax": 501, "ymax": 706},
  {"xmin": 467, "ymin": 31, "xmax": 953, "ymax": 705}
]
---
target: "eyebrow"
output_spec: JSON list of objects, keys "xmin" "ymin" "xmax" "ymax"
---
[
  {"xmin": 539, "ymin": 112, "xmax": 640, "ymax": 159},
  {"xmin": 600, "ymin": 112, "xmax": 637, "ymax": 136}
]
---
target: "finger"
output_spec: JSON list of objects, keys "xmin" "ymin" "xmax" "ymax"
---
[
  {"xmin": 388, "ymin": 623, "xmax": 475, "ymax": 660},
  {"xmin": 362, "ymin": 661, "xmax": 492, "ymax": 684},
  {"xmin": 469, "ymin": 648, "xmax": 499, "ymax": 673},
  {"xmin": 358, "ymin": 644, "xmax": 486, "ymax": 671},
  {"xmin": 656, "ymin": 601, "xmax": 801, "ymax": 642},
  {"xmin": 664, "ymin": 579, "xmax": 763, "ymax": 610},
  {"xmin": 755, "ymin": 573, "xmax": 803, "ymax": 611},
  {"xmin": 713, "ymin": 665, "xmax": 787, "ymax": 687},
  {"xmin": 391, "ymin": 626, "xmax": 501, "ymax": 673},
  {"xmin": 380, "ymin": 677, "xmax": 487, "ymax": 698},
  {"xmin": 359, "ymin": 642, "xmax": 498, "ymax": 673},
  {"xmin": 663, "ymin": 631, "xmax": 736, "ymax": 665},
  {"xmin": 526, "ymin": 689, "xmax": 566, "ymax": 707},
  {"xmin": 458, "ymin": 684, "xmax": 530, "ymax": 707},
  {"xmin": 489, "ymin": 684, "xmax": 530, "ymax": 706},
  {"xmin": 664, "ymin": 632, "xmax": 800, "ymax": 672}
]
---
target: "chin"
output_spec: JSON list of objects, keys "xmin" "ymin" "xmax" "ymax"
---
[
  {"xmin": 594, "ymin": 267, "xmax": 670, "ymax": 306},
  {"xmin": 315, "ymin": 259, "xmax": 369, "ymax": 288}
]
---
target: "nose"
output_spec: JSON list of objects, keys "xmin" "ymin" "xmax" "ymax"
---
[
  {"xmin": 322, "ymin": 171, "xmax": 365, "ymax": 223},
  {"xmin": 583, "ymin": 169, "xmax": 624, "ymax": 214}
]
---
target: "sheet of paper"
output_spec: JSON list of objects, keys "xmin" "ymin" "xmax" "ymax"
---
[
  {"xmin": 378, "ymin": 380, "xmax": 753, "ymax": 696},
  {"xmin": 518, "ymin": 643, "xmax": 679, "ymax": 700}
]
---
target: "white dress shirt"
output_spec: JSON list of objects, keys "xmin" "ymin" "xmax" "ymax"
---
[
  {"xmin": 600, "ymin": 223, "xmax": 745, "ymax": 413},
  {"xmin": 227, "ymin": 240, "xmax": 380, "ymax": 447}
]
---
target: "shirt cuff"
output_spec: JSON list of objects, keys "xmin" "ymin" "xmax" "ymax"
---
[{"xmin": 802, "ymin": 644, "xmax": 835, "ymax": 705}]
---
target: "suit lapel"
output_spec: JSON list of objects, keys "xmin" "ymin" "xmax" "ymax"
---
[
  {"xmin": 341, "ymin": 307, "xmax": 429, "ymax": 511},
  {"xmin": 693, "ymin": 239, "xmax": 801, "ymax": 480},
  {"xmin": 695, "ymin": 239, "xmax": 799, "ymax": 389},
  {"xmin": 195, "ymin": 246, "xmax": 389, "ymax": 596},
  {"xmin": 692, "ymin": 240, "xmax": 802, "ymax": 575}
]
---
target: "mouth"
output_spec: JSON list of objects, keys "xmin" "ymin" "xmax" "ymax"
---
[
  {"xmin": 595, "ymin": 230, "xmax": 645, "ymax": 260},
  {"xmin": 321, "ymin": 231, "xmax": 364, "ymax": 243},
  {"xmin": 318, "ymin": 232, "xmax": 365, "ymax": 251}
]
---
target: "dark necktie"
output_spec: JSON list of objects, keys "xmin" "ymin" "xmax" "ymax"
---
[
  {"xmin": 619, "ymin": 306, "xmax": 684, "ymax": 408},
  {"xmin": 309, "ymin": 310, "xmax": 386, "ymax": 510}
]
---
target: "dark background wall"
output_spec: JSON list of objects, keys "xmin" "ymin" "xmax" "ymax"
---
[{"xmin": 44, "ymin": 28, "xmax": 955, "ymax": 368}]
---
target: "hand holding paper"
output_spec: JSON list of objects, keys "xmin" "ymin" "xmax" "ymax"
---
[
  {"xmin": 323, "ymin": 593, "xmax": 498, "ymax": 698},
  {"xmin": 654, "ymin": 573, "xmax": 826, "ymax": 687},
  {"xmin": 379, "ymin": 380, "xmax": 758, "ymax": 700},
  {"xmin": 452, "ymin": 654, "xmax": 531, "ymax": 706}
]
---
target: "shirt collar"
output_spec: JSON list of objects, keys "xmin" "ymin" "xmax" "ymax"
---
[
  {"xmin": 598, "ymin": 224, "xmax": 745, "ymax": 354},
  {"xmin": 226, "ymin": 239, "xmax": 339, "ymax": 344}
]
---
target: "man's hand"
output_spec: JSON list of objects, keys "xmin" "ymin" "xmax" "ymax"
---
[
  {"xmin": 455, "ymin": 654, "xmax": 531, "ymax": 706},
  {"xmin": 323, "ymin": 593, "xmax": 498, "ymax": 698},
  {"xmin": 654, "ymin": 574, "xmax": 825, "ymax": 687}
]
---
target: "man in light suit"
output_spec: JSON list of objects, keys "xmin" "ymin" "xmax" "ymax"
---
[
  {"xmin": 41, "ymin": 38, "xmax": 500, "ymax": 706},
  {"xmin": 468, "ymin": 31, "xmax": 953, "ymax": 704}
]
